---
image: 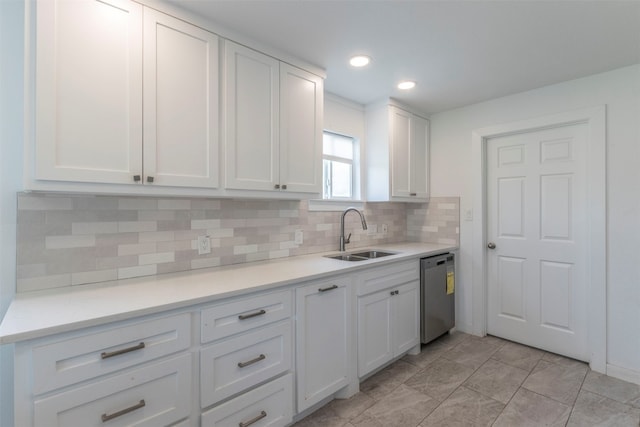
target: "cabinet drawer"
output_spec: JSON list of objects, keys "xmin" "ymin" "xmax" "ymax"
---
[
  {"xmin": 201, "ymin": 321, "xmax": 292, "ymax": 408},
  {"xmin": 355, "ymin": 260, "xmax": 419, "ymax": 296},
  {"xmin": 201, "ymin": 374, "xmax": 293, "ymax": 427},
  {"xmin": 33, "ymin": 354, "xmax": 191, "ymax": 427},
  {"xmin": 32, "ymin": 313, "xmax": 191, "ymax": 395},
  {"xmin": 201, "ymin": 290, "xmax": 291, "ymax": 343}
]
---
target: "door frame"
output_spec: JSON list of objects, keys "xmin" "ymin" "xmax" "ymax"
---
[{"xmin": 471, "ymin": 106, "xmax": 606, "ymax": 373}]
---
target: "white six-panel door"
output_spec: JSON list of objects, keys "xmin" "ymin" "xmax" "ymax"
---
[{"xmin": 487, "ymin": 123, "xmax": 589, "ymax": 361}]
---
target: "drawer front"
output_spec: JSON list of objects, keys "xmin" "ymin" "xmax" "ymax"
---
[
  {"xmin": 201, "ymin": 290, "xmax": 292, "ymax": 343},
  {"xmin": 32, "ymin": 313, "xmax": 191, "ymax": 395},
  {"xmin": 355, "ymin": 260, "xmax": 419, "ymax": 296},
  {"xmin": 201, "ymin": 374, "xmax": 293, "ymax": 427},
  {"xmin": 33, "ymin": 354, "xmax": 191, "ymax": 427},
  {"xmin": 201, "ymin": 321, "xmax": 292, "ymax": 408}
]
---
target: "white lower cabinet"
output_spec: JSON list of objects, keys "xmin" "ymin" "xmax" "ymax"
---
[
  {"xmin": 200, "ymin": 321, "xmax": 292, "ymax": 407},
  {"xmin": 14, "ymin": 313, "xmax": 194, "ymax": 427},
  {"xmin": 33, "ymin": 354, "xmax": 191, "ymax": 427},
  {"xmin": 357, "ymin": 262, "xmax": 420, "ymax": 378},
  {"xmin": 199, "ymin": 289, "xmax": 294, "ymax": 426},
  {"xmin": 295, "ymin": 277, "xmax": 351, "ymax": 412},
  {"xmin": 11, "ymin": 258, "xmax": 426, "ymax": 426},
  {"xmin": 201, "ymin": 374, "xmax": 293, "ymax": 427}
]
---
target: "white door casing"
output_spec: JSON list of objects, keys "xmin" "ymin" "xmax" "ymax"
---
[
  {"xmin": 486, "ymin": 124, "xmax": 588, "ymax": 360},
  {"xmin": 472, "ymin": 106, "xmax": 606, "ymax": 372}
]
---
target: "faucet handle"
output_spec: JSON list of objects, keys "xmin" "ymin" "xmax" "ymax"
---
[{"xmin": 345, "ymin": 233, "xmax": 351, "ymax": 244}]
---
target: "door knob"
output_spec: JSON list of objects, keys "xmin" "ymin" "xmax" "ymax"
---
[{"xmin": 487, "ymin": 242, "xmax": 496, "ymax": 249}]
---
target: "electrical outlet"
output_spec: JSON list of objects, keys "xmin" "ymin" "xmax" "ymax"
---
[
  {"xmin": 197, "ymin": 235, "xmax": 211, "ymax": 255},
  {"xmin": 294, "ymin": 229, "xmax": 304, "ymax": 245},
  {"xmin": 381, "ymin": 224, "xmax": 388, "ymax": 234},
  {"xmin": 368, "ymin": 224, "xmax": 378, "ymax": 235}
]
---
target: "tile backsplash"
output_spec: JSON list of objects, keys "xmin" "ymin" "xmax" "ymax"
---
[{"xmin": 16, "ymin": 194, "xmax": 459, "ymax": 293}]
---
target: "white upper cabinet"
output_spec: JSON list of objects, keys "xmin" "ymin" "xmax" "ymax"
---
[
  {"xmin": 143, "ymin": 8, "xmax": 219, "ymax": 188},
  {"xmin": 366, "ymin": 102, "xmax": 430, "ymax": 201},
  {"xmin": 224, "ymin": 41, "xmax": 280, "ymax": 192},
  {"xmin": 279, "ymin": 63, "xmax": 323, "ymax": 194},
  {"xmin": 34, "ymin": 0, "xmax": 219, "ymax": 189},
  {"xmin": 35, "ymin": 0, "xmax": 143, "ymax": 184},
  {"xmin": 224, "ymin": 41, "xmax": 323, "ymax": 195},
  {"xmin": 31, "ymin": 0, "xmax": 324, "ymax": 197}
]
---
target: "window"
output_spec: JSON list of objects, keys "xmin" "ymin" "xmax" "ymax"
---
[{"xmin": 323, "ymin": 131, "xmax": 356, "ymax": 199}]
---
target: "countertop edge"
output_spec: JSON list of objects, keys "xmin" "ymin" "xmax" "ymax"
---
[{"xmin": 0, "ymin": 242, "xmax": 457, "ymax": 344}]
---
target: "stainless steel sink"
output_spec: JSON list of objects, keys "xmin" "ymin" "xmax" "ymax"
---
[
  {"xmin": 350, "ymin": 250, "xmax": 396, "ymax": 259},
  {"xmin": 325, "ymin": 254, "xmax": 369, "ymax": 261},
  {"xmin": 324, "ymin": 249, "xmax": 397, "ymax": 261}
]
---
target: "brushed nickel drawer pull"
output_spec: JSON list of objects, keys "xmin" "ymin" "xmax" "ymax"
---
[
  {"xmin": 237, "ymin": 354, "xmax": 266, "ymax": 368},
  {"xmin": 239, "ymin": 410, "xmax": 267, "ymax": 427},
  {"xmin": 238, "ymin": 309, "xmax": 266, "ymax": 320},
  {"xmin": 318, "ymin": 284, "xmax": 338, "ymax": 292},
  {"xmin": 101, "ymin": 342, "xmax": 145, "ymax": 359},
  {"xmin": 101, "ymin": 399, "xmax": 145, "ymax": 422}
]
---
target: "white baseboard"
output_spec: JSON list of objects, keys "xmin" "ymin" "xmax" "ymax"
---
[{"xmin": 607, "ymin": 363, "xmax": 640, "ymax": 386}]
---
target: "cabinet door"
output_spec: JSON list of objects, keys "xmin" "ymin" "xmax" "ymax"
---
[
  {"xmin": 389, "ymin": 106, "xmax": 412, "ymax": 198},
  {"xmin": 295, "ymin": 278, "xmax": 350, "ymax": 412},
  {"xmin": 33, "ymin": 354, "xmax": 191, "ymax": 427},
  {"xmin": 224, "ymin": 41, "xmax": 280, "ymax": 191},
  {"xmin": 143, "ymin": 9, "xmax": 219, "ymax": 188},
  {"xmin": 279, "ymin": 64, "xmax": 323, "ymax": 194},
  {"xmin": 392, "ymin": 281, "xmax": 420, "ymax": 355},
  {"xmin": 201, "ymin": 374, "xmax": 293, "ymax": 427},
  {"xmin": 410, "ymin": 116, "xmax": 430, "ymax": 199},
  {"xmin": 35, "ymin": 0, "xmax": 143, "ymax": 184},
  {"xmin": 357, "ymin": 290, "xmax": 393, "ymax": 378}
]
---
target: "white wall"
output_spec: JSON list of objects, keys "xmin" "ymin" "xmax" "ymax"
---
[
  {"xmin": 0, "ymin": 0, "xmax": 24, "ymax": 424},
  {"xmin": 430, "ymin": 64, "xmax": 640, "ymax": 381}
]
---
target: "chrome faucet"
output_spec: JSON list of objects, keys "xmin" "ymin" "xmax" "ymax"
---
[{"xmin": 339, "ymin": 208, "xmax": 368, "ymax": 251}]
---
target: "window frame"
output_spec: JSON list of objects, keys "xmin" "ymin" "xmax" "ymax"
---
[{"xmin": 322, "ymin": 131, "xmax": 357, "ymax": 200}]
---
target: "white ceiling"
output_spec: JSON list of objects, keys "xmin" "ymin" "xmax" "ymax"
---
[{"xmin": 167, "ymin": 0, "xmax": 640, "ymax": 114}]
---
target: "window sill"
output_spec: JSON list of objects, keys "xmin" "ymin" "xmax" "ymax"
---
[{"xmin": 307, "ymin": 199, "xmax": 365, "ymax": 212}]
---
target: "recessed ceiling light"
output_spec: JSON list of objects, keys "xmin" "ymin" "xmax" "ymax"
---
[
  {"xmin": 397, "ymin": 81, "xmax": 416, "ymax": 90},
  {"xmin": 349, "ymin": 55, "xmax": 371, "ymax": 67}
]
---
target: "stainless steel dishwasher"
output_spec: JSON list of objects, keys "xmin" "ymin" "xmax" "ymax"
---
[{"xmin": 421, "ymin": 252, "xmax": 455, "ymax": 344}]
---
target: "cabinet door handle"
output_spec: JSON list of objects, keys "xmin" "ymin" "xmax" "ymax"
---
[
  {"xmin": 133, "ymin": 175, "xmax": 141, "ymax": 182},
  {"xmin": 318, "ymin": 284, "xmax": 338, "ymax": 293},
  {"xmin": 410, "ymin": 193, "xmax": 417, "ymax": 196},
  {"xmin": 239, "ymin": 410, "xmax": 267, "ymax": 427},
  {"xmin": 101, "ymin": 399, "xmax": 145, "ymax": 422},
  {"xmin": 146, "ymin": 176, "xmax": 154, "ymax": 183},
  {"xmin": 101, "ymin": 342, "xmax": 145, "ymax": 359},
  {"xmin": 390, "ymin": 290, "xmax": 395, "ymax": 296},
  {"xmin": 395, "ymin": 290, "xmax": 400, "ymax": 295},
  {"xmin": 237, "ymin": 354, "xmax": 266, "ymax": 368},
  {"xmin": 238, "ymin": 309, "xmax": 266, "ymax": 320},
  {"xmin": 281, "ymin": 184, "xmax": 287, "ymax": 190},
  {"xmin": 274, "ymin": 184, "xmax": 280, "ymax": 189}
]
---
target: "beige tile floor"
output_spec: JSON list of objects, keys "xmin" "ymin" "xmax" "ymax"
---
[{"xmin": 293, "ymin": 332, "xmax": 640, "ymax": 427}]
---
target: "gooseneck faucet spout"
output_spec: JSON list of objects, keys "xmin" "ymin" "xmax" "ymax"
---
[{"xmin": 339, "ymin": 208, "xmax": 368, "ymax": 251}]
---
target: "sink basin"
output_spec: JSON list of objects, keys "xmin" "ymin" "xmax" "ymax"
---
[
  {"xmin": 324, "ymin": 249, "xmax": 397, "ymax": 261},
  {"xmin": 350, "ymin": 250, "xmax": 396, "ymax": 259},
  {"xmin": 325, "ymin": 254, "xmax": 368, "ymax": 261}
]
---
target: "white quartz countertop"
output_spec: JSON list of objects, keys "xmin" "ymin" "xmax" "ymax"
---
[{"xmin": 0, "ymin": 242, "xmax": 455, "ymax": 344}]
